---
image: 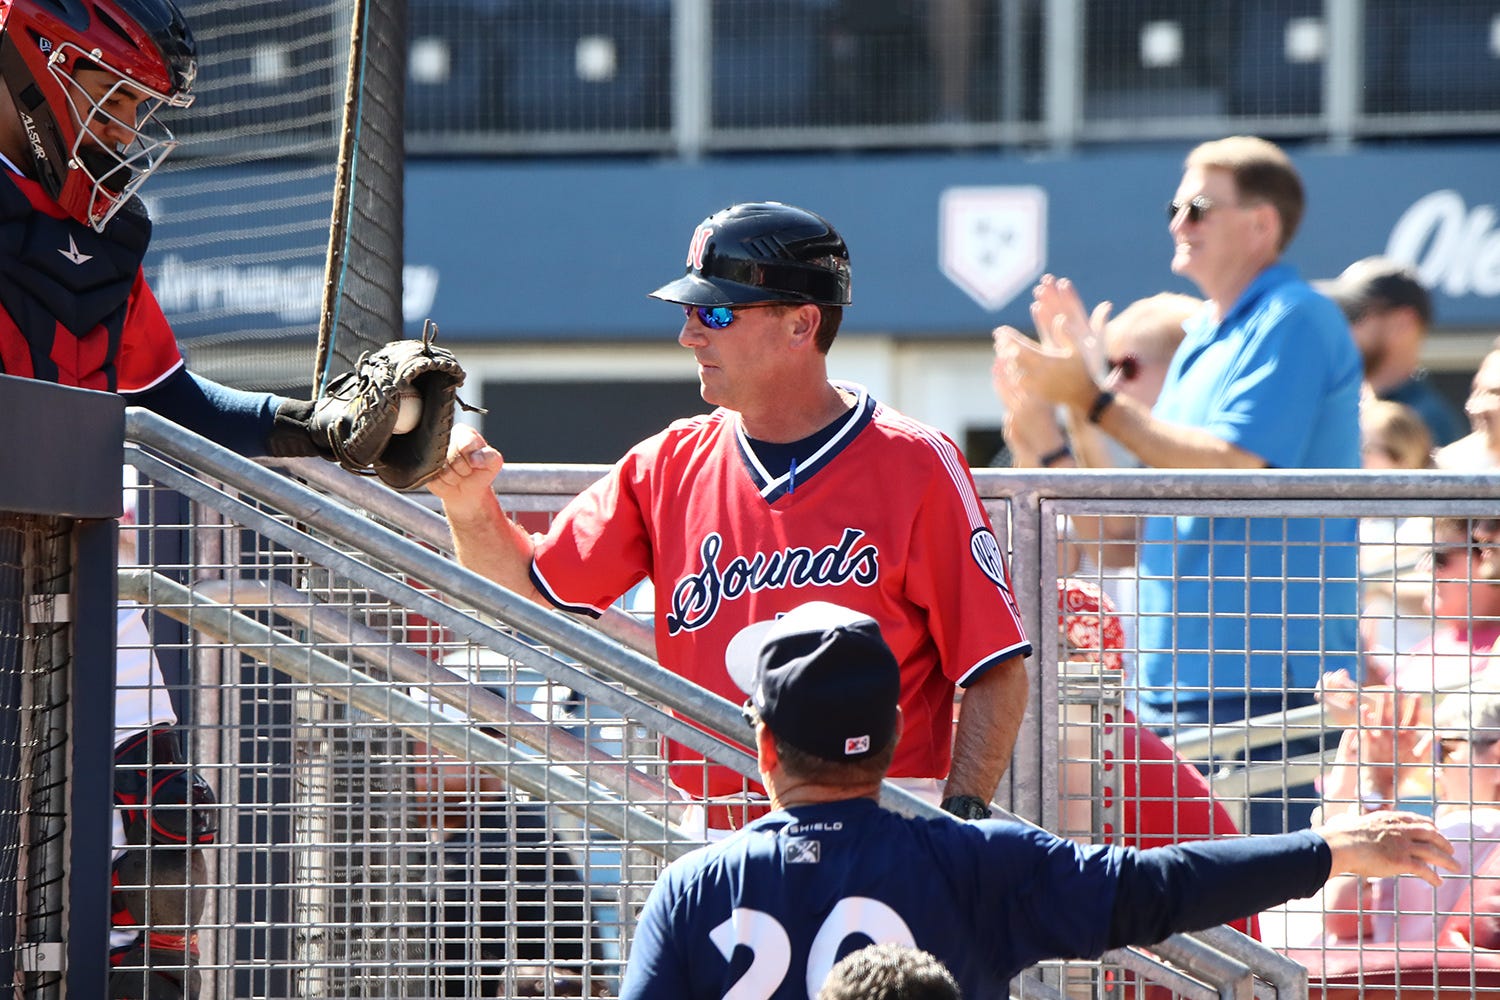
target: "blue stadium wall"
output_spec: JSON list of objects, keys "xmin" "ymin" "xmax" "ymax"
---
[{"xmin": 144, "ymin": 140, "xmax": 1500, "ymax": 341}]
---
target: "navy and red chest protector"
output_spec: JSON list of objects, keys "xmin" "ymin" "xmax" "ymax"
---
[{"xmin": 0, "ymin": 172, "xmax": 151, "ymax": 390}]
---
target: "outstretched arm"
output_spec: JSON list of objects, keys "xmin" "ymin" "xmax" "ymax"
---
[
  {"xmin": 128, "ymin": 368, "xmax": 285, "ymax": 456},
  {"xmin": 1104, "ymin": 810, "xmax": 1456, "ymax": 950},
  {"xmin": 427, "ymin": 423, "xmax": 546, "ymax": 603}
]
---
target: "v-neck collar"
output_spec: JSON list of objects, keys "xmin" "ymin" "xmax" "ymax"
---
[{"xmin": 733, "ymin": 382, "xmax": 876, "ymax": 502}]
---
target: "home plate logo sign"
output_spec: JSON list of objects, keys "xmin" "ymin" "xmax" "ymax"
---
[{"xmin": 939, "ymin": 186, "xmax": 1048, "ymax": 310}]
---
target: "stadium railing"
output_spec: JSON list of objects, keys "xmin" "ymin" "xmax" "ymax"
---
[
  {"xmin": 106, "ymin": 408, "xmax": 1500, "ymax": 997},
  {"xmin": 109, "ymin": 409, "xmax": 1302, "ymax": 998}
]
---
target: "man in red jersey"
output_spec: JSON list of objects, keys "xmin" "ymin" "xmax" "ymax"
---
[{"xmin": 432, "ymin": 202, "xmax": 1031, "ymax": 832}]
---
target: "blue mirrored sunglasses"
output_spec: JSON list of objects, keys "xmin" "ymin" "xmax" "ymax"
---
[{"xmin": 684, "ymin": 304, "xmax": 738, "ymax": 329}]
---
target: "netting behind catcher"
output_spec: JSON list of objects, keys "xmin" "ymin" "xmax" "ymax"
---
[{"xmin": 150, "ymin": 0, "xmax": 406, "ymax": 395}]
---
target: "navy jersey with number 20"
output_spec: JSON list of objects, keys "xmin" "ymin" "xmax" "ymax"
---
[{"xmin": 621, "ymin": 798, "xmax": 1128, "ymax": 999}]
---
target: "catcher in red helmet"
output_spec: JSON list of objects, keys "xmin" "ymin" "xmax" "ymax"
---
[
  {"xmin": 0, "ymin": 0, "xmax": 461, "ymax": 457},
  {"xmin": 0, "ymin": 1, "xmax": 463, "ymax": 996},
  {"xmin": 0, "ymin": 0, "xmax": 195, "ymax": 231}
]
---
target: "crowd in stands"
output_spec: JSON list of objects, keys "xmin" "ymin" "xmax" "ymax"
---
[
  {"xmin": 996, "ymin": 173, "xmax": 1500, "ymax": 983},
  {"xmin": 990, "ymin": 134, "xmax": 1500, "ymax": 983}
]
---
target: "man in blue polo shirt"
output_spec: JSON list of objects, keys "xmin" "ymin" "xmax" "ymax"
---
[
  {"xmin": 619, "ymin": 601, "xmax": 1454, "ymax": 999},
  {"xmin": 995, "ymin": 136, "xmax": 1362, "ymax": 832}
]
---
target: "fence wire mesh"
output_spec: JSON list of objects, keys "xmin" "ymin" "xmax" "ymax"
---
[
  {"xmin": 116, "ymin": 450, "xmax": 724, "ymax": 998},
  {"xmin": 395, "ymin": 0, "xmax": 1499, "ymax": 153},
  {"xmin": 107, "ymin": 430, "xmax": 1500, "ymax": 999},
  {"xmin": 1037, "ymin": 492, "xmax": 1500, "ymax": 996},
  {"xmin": 8, "ymin": 518, "xmax": 70, "ymax": 1000}
]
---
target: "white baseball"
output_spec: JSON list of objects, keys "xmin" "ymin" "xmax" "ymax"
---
[{"xmin": 393, "ymin": 389, "xmax": 423, "ymax": 435}]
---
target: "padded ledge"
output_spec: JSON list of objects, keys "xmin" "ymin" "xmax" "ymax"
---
[
  {"xmin": 0, "ymin": 374, "xmax": 123, "ymax": 517},
  {"xmin": 1286, "ymin": 943, "xmax": 1500, "ymax": 1000}
]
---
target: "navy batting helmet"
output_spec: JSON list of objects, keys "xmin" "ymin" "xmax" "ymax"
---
[{"xmin": 649, "ymin": 201, "xmax": 853, "ymax": 308}]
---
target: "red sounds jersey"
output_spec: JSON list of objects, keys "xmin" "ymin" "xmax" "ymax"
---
[
  {"xmin": 0, "ymin": 170, "xmax": 182, "ymax": 392},
  {"xmin": 531, "ymin": 384, "xmax": 1031, "ymax": 800}
]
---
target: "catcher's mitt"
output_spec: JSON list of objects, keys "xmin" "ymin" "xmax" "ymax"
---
[{"xmin": 312, "ymin": 321, "xmax": 470, "ymax": 490}]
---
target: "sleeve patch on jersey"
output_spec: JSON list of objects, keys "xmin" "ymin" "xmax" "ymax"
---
[
  {"xmin": 784, "ymin": 839, "xmax": 821, "ymax": 864},
  {"xmin": 969, "ymin": 528, "xmax": 1011, "ymax": 592}
]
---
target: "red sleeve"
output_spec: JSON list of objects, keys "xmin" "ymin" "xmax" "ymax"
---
[
  {"xmin": 903, "ymin": 429, "xmax": 1030, "ymax": 687},
  {"xmin": 531, "ymin": 450, "xmax": 654, "ymax": 614},
  {"xmin": 115, "ymin": 271, "xmax": 183, "ymax": 393}
]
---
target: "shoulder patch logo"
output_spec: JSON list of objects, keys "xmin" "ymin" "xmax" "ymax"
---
[
  {"xmin": 785, "ymin": 839, "xmax": 820, "ymax": 864},
  {"xmin": 970, "ymin": 528, "xmax": 1010, "ymax": 591}
]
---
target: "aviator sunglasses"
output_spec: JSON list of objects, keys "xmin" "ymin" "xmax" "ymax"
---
[
  {"xmin": 1166, "ymin": 195, "xmax": 1216, "ymax": 225},
  {"xmin": 1438, "ymin": 737, "xmax": 1497, "ymax": 762},
  {"xmin": 1431, "ymin": 544, "xmax": 1481, "ymax": 572}
]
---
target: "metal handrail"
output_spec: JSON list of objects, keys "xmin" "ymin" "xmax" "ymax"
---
[
  {"xmin": 1169, "ymin": 705, "xmax": 1329, "ymax": 760},
  {"xmin": 128, "ymin": 416, "xmax": 1357, "ymax": 998},
  {"xmin": 118, "ymin": 568, "xmax": 700, "ymax": 858},
  {"xmin": 188, "ymin": 575, "xmax": 681, "ymax": 815},
  {"xmin": 266, "ymin": 456, "xmax": 657, "ymax": 657}
]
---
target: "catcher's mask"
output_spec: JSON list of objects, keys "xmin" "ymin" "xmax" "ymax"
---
[
  {"xmin": 0, "ymin": 0, "xmax": 195, "ymax": 231},
  {"xmin": 648, "ymin": 201, "xmax": 853, "ymax": 308}
]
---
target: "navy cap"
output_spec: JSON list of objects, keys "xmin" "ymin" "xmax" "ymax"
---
[
  {"xmin": 734, "ymin": 602, "xmax": 900, "ymax": 762},
  {"xmin": 1315, "ymin": 256, "xmax": 1432, "ymax": 326}
]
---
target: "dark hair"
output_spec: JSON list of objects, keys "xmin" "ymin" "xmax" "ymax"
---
[
  {"xmin": 814, "ymin": 305, "xmax": 844, "ymax": 353},
  {"xmin": 1186, "ymin": 136, "xmax": 1304, "ymax": 251},
  {"xmin": 774, "ymin": 736, "xmax": 895, "ymax": 785},
  {"xmin": 747, "ymin": 703, "xmax": 897, "ymax": 783},
  {"xmin": 817, "ymin": 943, "xmax": 962, "ymax": 1000}
]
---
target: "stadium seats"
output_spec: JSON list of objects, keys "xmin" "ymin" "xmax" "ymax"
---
[
  {"xmin": 1082, "ymin": 0, "xmax": 1229, "ymax": 120},
  {"xmin": 173, "ymin": 0, "xmax": 339, "ymax": 147},
  {"xmin": 1228, "ymin": 0, "xmax": 1323, "ymax": 117},
  {"xmin": 1388, "ymin": 1, "xmax": 1500, "ymax": 114},
  {"xmin": 495, "ymin": 0, "xmax": 671, "ymax": 132},
  {"xmin": 1228, "ymin": 1, "xmax": 1402, "ymax": 117},
  {"xmin": 711, "ymin": 0, "xmax": 833, "ymax": 128},
  {"xmin": 407, "ymin": 0, "xmax": 505, "ymax": 136}
]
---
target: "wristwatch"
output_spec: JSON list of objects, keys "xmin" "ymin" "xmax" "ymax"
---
[{"xmin": 940, "ymin": 794, "xmax": 993, "ymax": 820}]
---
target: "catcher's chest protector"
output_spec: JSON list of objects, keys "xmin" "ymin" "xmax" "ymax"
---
[{"xmin": 0, "ymin": 172, "xmax": 150, "ymax": 389}]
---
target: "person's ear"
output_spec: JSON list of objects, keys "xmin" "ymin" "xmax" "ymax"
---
[
  {"xmin": 1249, "ymin": 201, "xmax": 1281, "ymax": 248},
  {"xmin": 786, "ymin": 303, "xmax": 821, "ymax": 350},
  {"xmin": 755, "ymin": 721, "xmax": 779, "ymax": 772}
]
